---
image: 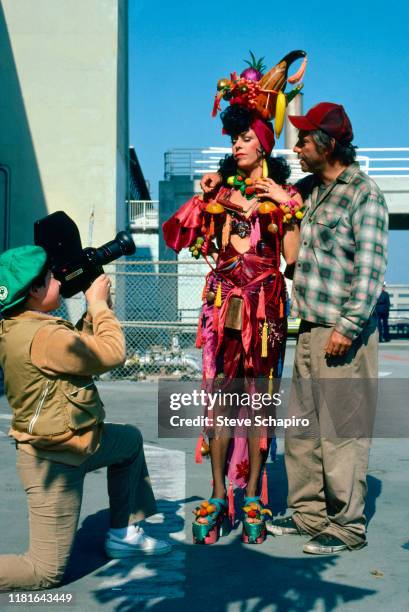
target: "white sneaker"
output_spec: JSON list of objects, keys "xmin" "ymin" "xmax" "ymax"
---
[{"xmin": 105, "ymin": 526, "xmax": 172, "ymax": 558}]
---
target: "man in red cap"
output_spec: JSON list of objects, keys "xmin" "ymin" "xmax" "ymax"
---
[
  {"xmin": 266, "ymin": 102, "xmax": 388, "ymax": 554},
  {"xmin": 201, "ymin": 101, "xmax": 388, "ymax": 553}
]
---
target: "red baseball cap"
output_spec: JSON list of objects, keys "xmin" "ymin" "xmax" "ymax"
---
[{"xmin": 288, "ymin": 102, "xmax": 354, "ymax": 144}]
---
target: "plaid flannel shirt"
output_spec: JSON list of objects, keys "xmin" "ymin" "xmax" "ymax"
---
[{"xmin": 291, "ymin": 162, "xmax": 388, "ymax": 340}]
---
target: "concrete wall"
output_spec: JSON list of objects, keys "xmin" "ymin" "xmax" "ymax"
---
[
  {"xmin": 373, "ymin": 176, "xmax": 409, "ymax": 229},
  {"xmin": 373, "ymin": 177, "xmax": 409, "ymax": 215},
  {"xmin": 0, "ymin": 0, "xmax": 128, "ymax": 250}
]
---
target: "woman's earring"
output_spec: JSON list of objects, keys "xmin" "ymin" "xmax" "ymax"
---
[{"xmin": 262, "ymin": 159, "xmax": 269, "ymax": 178}]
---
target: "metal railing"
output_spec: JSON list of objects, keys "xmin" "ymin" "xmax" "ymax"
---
[
  {"xmin": 128, "ymin": 200, "xmax": 159, "ymax": 231},
  {"xmin": 164, "ymin": 148, "xmax": 205, "ymax": 180},
  {"xmin": 164, "ymin": 147, "xmax": 409, "ymax": 181}
]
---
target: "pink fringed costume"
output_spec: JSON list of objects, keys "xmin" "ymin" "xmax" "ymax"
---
[{"xmin": 162, "ymin": 185, "xmax": 298, "ymax": 498}]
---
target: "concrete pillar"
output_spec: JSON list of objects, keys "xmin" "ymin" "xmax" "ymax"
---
[{"xmin": 285, "ymin": 93, "xmax": 303, "ymax": 150}]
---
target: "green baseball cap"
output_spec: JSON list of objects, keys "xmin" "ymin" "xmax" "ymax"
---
[{"xmin": 0, "ymin": 245, "xmax": 48, "ymax": 313}]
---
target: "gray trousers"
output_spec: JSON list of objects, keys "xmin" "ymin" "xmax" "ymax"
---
[
  {"xmin": 285, "ymin": 320, "xmax": 378, "ymax": 547},
  {"xmin": 0, "ymin": 423, "xmax": 157, "ymax": 591}
]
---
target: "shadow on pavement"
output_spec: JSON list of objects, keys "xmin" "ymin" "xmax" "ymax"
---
[
  {"xmin": 61, "ymin": 454, "xmax": 382, "ymax": 611},
  {"xmin": 365, "ymin": 475, "xmax": 382, "ymax": 525},
  {"xmin": 62, "ymin": 509, "xmax": 110, "ymax": 585},
  {"xmin": 89, "ymin": 535, "xmax": 377, "ymax": 612},
  {"xmin": 63, "ymin": 496, "xmax": 196, "ymax": 586}
]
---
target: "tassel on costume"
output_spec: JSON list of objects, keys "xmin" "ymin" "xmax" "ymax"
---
[
  {"xmin": 256, "ymin": 285, "xmax": 266, "ymax": 320},
  {"xmin": 227, "ymin": 481, "xmax": 235, "ymax": 525},
  {"xmin": 208, "ymin": 214, "xmax": 215, "ymax": 239},
  {"xmin": 261, "ymin": 320, "xmax": 268, "ymax": 358},
  {"xmin": 194, "ymin": 434, "xmax": 204, "ymax": 464},
  {"xmin": 279, "ymin": 297, "xmax": 284, "ymax": 318},
  {"xmin": 201, "ymin": 237, "xmax": 209, "ymax": 256},
  {"xmin": 250, "ymin": 216, "xmax": 261, "ymax": 248},
  {"xmin": 195, "ymin": 314, "xmax": 203, "ymax": 348},
  {"xmin": 215, "ymin": 282, "xmax": 222, "ymax": 308},
  {"xmin": 222, "ymin": 214, "xmax": 232, "ymax": 249},
  {"xmin": 212, "ymin": 282, "xmax": 222, "ymax": 331},
  {"xmin": 260, "ymin": 466, "xmax": 269, "ymax": 505},
  {"xmin": 212, "ymin": 305, "xmax": 219, "ymax": 332},
  {"xmin": 259, "ymin": 437, "xmax": 268, "ymax": 452}
]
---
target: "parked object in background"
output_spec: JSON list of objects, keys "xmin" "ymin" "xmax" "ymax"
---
[
  {"xmin": 287, "ymin": 316, "xmax": 301, "ymax": 336},
  {"xmin": 388, "ymin": 313, "xmax": 409, "ymax": 338},
  {"xmin": 102, "ymin": 342, "xmax": 202, "ymax": 381}
]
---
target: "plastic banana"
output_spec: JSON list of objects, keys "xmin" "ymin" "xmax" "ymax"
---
[{"xmin": 274, "ymin": 91, "xmax": 286, "ymax": 138}]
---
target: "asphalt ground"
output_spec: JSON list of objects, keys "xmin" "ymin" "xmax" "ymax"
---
[{"xmin": 0, "ymin": 340, "xmax": 408, "ymax": 612}]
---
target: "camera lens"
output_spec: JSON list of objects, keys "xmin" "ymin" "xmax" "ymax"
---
[{"xmin": 94, "ymin": 231, "xmax": 136, "ymax": 265}]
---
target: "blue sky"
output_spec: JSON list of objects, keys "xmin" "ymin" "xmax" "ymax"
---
[{"xmin": 129, "ymin": 0, "xmax": 409, "ymax": 283}]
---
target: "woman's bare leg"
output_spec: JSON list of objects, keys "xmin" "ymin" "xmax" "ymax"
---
[
  {"xmin": 246, "ymin": 437, "xmax": 269, "ymax": 498},
  {"xmin": 209, "ymin": 437, "xmax": 231, "ymax": 499}
]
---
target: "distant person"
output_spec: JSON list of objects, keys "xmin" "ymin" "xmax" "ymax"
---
[
  {"xmin": 0, "ymin": 246, "xmax": 171, "ymax": 592},
  {"xmin": 376, "ymin": 283, "xmax": 391, "ymax": 342}
]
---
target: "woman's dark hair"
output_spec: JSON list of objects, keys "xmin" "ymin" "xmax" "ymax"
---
[
  {"xmin": 219, "ymin": 154, "xmax": 291, "ymax": 185},
  {"xmin": 220, "ymin": 104, "xmax": 255, "ymax": 136},
  {"xmin": 311, "ymin": 129, "xmax": 357, "ymax": 165}
]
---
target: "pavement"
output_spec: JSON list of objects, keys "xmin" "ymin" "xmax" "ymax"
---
[{"xmin": 0, "ymin": 340, "xmax": 408, "ymax": 612}]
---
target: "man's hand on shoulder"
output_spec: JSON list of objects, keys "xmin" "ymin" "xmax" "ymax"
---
[{"xmin": 325, "ymin": 329, "xmax": 353, "ymax": 357}]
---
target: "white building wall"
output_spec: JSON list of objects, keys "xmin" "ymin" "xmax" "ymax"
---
[
  {"xmin": 133, "ymin": 233, "xmax": 159, "ymax": 263},
  {"xmin": 0, "ymin": 0, "xmax": 128, "ymax": 249},
  {"xmin": 373, "ymin": 177, "xmax": 409, "ymax": 215}
]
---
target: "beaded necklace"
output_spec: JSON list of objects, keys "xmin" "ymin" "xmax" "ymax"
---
[
  {"xmin": 226, "ymin": 159, "xmax": 269, "ymax": 200},
  {"xmin": 226, "ymin": 174, "xmax": 257, "ymax": 200}
]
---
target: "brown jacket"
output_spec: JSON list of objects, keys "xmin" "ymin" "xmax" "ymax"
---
[{"xmin": 0, "ymin": 300, "xmax": 125, "ymax": 465}]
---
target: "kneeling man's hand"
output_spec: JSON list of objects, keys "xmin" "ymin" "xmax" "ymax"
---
[
  {"xmin": 325, "ymin": 330, "xmax": 352, "ymax": 357},
  {"xmin": 85, "ymin": 274, "xmax": 111, "ymax": 307}
]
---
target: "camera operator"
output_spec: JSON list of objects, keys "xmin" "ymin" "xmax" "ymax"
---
[{"xmin": 0, "ymin": 245, "xmax": 171, "ymax": 592}]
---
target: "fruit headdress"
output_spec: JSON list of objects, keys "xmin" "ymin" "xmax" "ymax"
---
[{"xmin": 212, "ymin": 50, "xmax": 307, "ymax": 141}]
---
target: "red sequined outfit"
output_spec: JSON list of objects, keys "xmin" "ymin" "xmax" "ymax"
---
[{"xmin": 163, "ymin": 187, "xmax": 290, "ymax": 488}]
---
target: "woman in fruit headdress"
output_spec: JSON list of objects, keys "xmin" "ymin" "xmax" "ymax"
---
[{"xmin": 162, "ymin": 50, "xmax": 307, "ymax": 545}]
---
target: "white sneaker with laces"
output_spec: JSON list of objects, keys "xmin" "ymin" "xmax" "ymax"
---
[{"xmin": 105, "ymin": 525, "xmax": 172, "ymax": 558}]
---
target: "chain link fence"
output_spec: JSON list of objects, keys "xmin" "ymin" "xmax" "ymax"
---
[{"xmin": 58, "ymin": 259, "xmax": 210, "ymax": 380}]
